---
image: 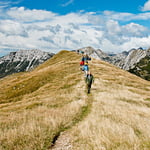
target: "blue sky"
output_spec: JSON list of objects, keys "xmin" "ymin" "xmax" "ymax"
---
[
  {"xmin": 0, "ymin": 0, "xmax": 150, "ymax": 56},
  {"xmin": 16, "ymin": 0, "xmax": 146, "ymax": 14}
]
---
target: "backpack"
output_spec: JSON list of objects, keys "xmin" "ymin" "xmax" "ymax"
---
[
  {"xmin": 84, "ymin": 65, "xmax": 89, "ymax": 71},
  {"xmin": 86, "ymin": 74, "xmax": 93, "ymax": 85},
  {"xmin": 80, "ymin": 61, "xmax": 84, "ymax": 66},
  {"xmin": 81, "ymin": 57, "xmax": 85, "ymax": 61}
]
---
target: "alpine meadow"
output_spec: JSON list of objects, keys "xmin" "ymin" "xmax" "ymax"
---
[{"xmin": 0, "ymin": 51, "xmax": 150, "ymax": 150}]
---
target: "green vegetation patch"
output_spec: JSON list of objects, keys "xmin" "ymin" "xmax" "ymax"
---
[
  {"xmin": 25, "ymin": 102, "xmax": 43, "ymax": 109},
  {"xmin": 129, "ymin": 56, "xmax": 150, "ymax": 81},
  {"xmin": 145, "ymin": 98, "xmax": 150, "ymax": 101}
]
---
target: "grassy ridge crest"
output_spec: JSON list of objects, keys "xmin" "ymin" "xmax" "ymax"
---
[{"xmin": 0, "ymin": 50, "xmax": 150, "ymax": 150}]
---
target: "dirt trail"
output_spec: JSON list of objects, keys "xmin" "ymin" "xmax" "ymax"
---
[
  {"xmin": 50, "ymin": 76, "xmax": 101, "ymax": 150},
  {"xmin": 50, "ymin": 78, "xmax": 91, "ymax": 150},
  {"xmin": 50, "ymin": 58, "xmax": 150, "ymax": 150}
]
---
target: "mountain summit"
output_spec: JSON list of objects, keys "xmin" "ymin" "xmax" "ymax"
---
[
  {"xmin": 0, "ymin": 51, "xmax": 150, "ymax": 150},
  {"xmin": 77, "ymin": 47, "xmax": 150, "ymax": 80},
  {"xmin": 0, "ymin": 49, "xmax": 54, "ymax": 78}
]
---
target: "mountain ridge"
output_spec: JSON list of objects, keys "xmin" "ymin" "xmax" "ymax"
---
[
  {"xmin": 0, "ymin": 50, "xmax": 150, "ymax": 150},
  {"xmin": 0, "ymin": 49, "xmax": 54, "ymax": 78},
  {"xmin": 1, "ymin": 47, "xmax": 149, "ymax": 81},
  {"xmin": 77, "ymin": 46, "xmax": 150, "ymax": 80}
]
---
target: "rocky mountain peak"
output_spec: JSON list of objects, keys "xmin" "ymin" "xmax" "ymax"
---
[
  {"xmin": 0, "ymin": 49, "xmax": 54, "ymax": 78},
  {"xmin": 78, "ymin": 46, "xmax": 95, "ymax": 55},
  {"xmin": 76, "ymin": 46, "xmax": 150, "ymax": 80},
  {"xmin": 1, "ymin": 49, "xmax": 53, "ymax": 62},
  {"xmin": 122, "ymin": 48, "xmax": 147, "ymax": 70}
]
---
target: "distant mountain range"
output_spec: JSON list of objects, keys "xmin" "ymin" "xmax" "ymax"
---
[
  {"xmin": 0, "ymin": 47, "xmax": 149, "ymax": 80},
  {"xmin": 0, "ymin": 49, "xmax": 54, "ymax": 78},
  {"xmin": 77, "ymin": 46, "xmax": 150, "ymax": 81}
]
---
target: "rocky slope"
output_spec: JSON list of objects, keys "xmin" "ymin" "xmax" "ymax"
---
[
  {"xmin": 112, "ymin": 47, "xmax": 149, "ymax": 70},
  {"xmin": 0, "ymin": 49, "xmax": 54, "ymax": 78},
  {"xmin": 129, "ymin": 55, "xmax": 150, "ymax": 80},
  {"xmin": 78, "ymin": 46, "xmax": 150, "ymax": 80}
]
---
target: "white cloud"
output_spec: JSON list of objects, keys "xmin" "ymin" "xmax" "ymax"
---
[
  {"xmin": 141, "ymin": 0, "xmax": 150, "ymax": 11},
  {"xmin": 61, "ymin": 0, "xmax": 74, "ymax": 7},
  {"xmin": 106, "ymin": 20, "xmax": 121, "ymax": 34},
  {"xmin": 7, "ymin": 7, "xmax": 57, "ymax": 22},
  {"xmin": 122, "ymin": 23, "xmax": 149, "ymax": 37},
  {"xmin": 0, "ymin": 20, "xmax": 28, "ymax": 36},
  {"xmin": 98, "ymin": 19, "xmax": 149, "ymax": 46},
  {"xmin": 50, "ymin": 12, "xmax": 88, "ymax": 25},
  {"xmin": 0, "ymin": 7, "xmax": 150, "ymax": 56},
  {"xmin": 88, "ymin": 15, "xmax": 105, "ymax": 25},
  {"xmin": 0, "ymin": 0, "xmax": 12, "ymax": 8},
  {"xmin": 0, "ymin": 1, "xmax": 10, "ymax": 8},
  {"xmin": 102, "ymin": 11, "xmax": 150, "ymax": 22},
  {"xmin": 119, "ymin": 36, "xmax": 150, "ymax": 51},
  {"xmin": 0, "ymin": 0, "xmax": 21, "ymax": 9}
]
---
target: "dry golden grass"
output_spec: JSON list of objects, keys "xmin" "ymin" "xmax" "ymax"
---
[
  {"xmin": 0, "ymin": 51, "xmax": 88, "ymax": 150},
  {"xmin": 0, "ymin": 51, "xmax": 150, "ymax": 150},
  {"xmin": 68, "ymin": 58, "xmax": 150, "ymax": 150}
]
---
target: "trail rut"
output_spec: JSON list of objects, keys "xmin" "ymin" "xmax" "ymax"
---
[{"xmin": 50, "ymin": 78, "xmax": 93, "ymax": 150}]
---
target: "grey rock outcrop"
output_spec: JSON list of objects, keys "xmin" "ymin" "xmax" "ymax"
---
[
  {"xmin": 78, "ymin": 46, "xmax": 149, "ymax": 71},
  {"xmin": 128, "ymin": 55, "xmax": 150, "ymax": 81},
  {"xmin": 0, "ymin": 49, "xmax": 54, "ymax": 78}
]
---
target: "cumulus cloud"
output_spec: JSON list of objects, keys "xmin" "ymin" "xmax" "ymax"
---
[
  {"xmin": 0, "ymin": 20, "xmax": 28, "ymax": 36},
  {"xmin": 141, "ymin": 0, "xmax": 150, "ymax": 11},
  {"xmin": 102, "ymin": 11, "xmax": 150, "ymax": 22},
  {"xmin": 0, "ymin": 6, "xmax": 150, "ymax": 56},
  {"xmin": 103, "ymin": 21, "xmax": 150, "ymax": 47},
  {"xmin": 7, "ymin": 7, "xmax": 57, "ymax": 22},
  {"xmin": 122, "ymin": 23, "xmax": 149, "ymax": 37},
  {"xmin": 50, "ymin": 12, "xmax": 88, "ymax": 25},
  {"xmin": 105, "ymin": 20, "xmax": 149, "ymax": 38}
]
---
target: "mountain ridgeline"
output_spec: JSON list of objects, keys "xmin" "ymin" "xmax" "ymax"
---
[
  {"xmin": 0, "ymin": 49, "xmax": 54, "ymax": 78},
  {"xmin": 78, "ymin": 46, "xmax": 150, "ymax": 81},
  {"xmin": 0, "ymin": 50, "xmax": 150, "ymax": 150},
  {"xmin": 0, "ymin": 47, "xmax": 150, "ymax": 81}
]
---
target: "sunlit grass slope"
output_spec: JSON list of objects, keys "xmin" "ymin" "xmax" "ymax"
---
[
  {"xmin": 67, "ymin": 58, "xmax": 150, "ymax": 150},
  {"xmin": 0, "ymin": 50, "xmax": 87, "ymax": 150},
  {"xmin": 0, "ymin": 50, "xmax": 150, "ymax": 150}
]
